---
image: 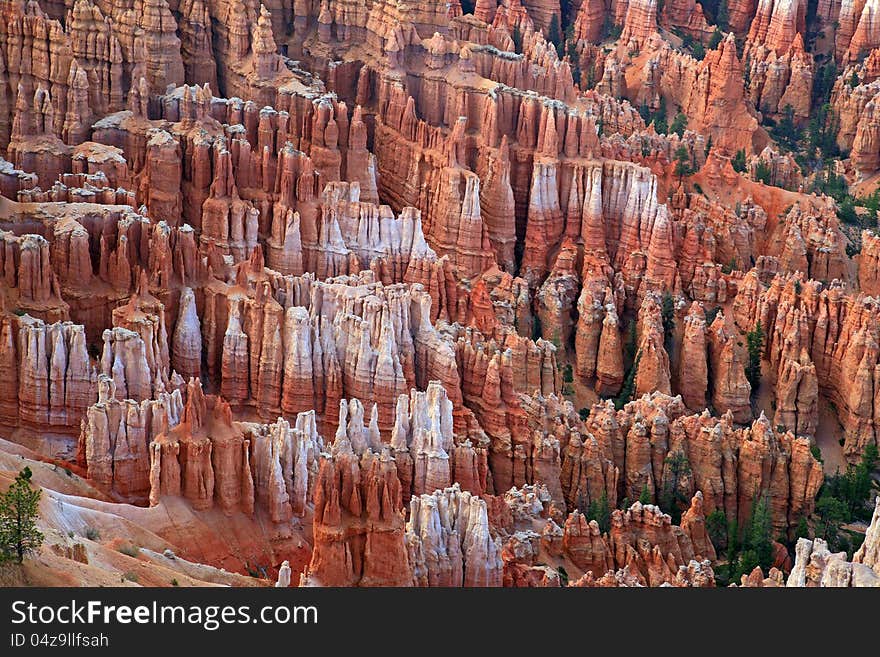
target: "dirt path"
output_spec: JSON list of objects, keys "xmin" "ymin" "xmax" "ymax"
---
[{"xmin": 753, "ymin": 359, "xmax": 845, "ymax": 474}]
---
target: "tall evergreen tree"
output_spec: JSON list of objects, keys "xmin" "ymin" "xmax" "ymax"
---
[
  {"xmin": 659, "ymin": 452, "xmax": 692, "ymax": 523},
  {"xmin": 716, "ymin": 0, "xmax": 729, "ymax": 30},
  {"xmin": 615, "ymin": 351, "xmax": 641, "ymax": 409},
  {"xmin": 670, "ymin": 112, "xmax": 688, "ymax": 137},
  {"xmin": 661, "ymin": 292, "xmax": 675, "ymax": 350},
  {"xmin": 0, "ymin": 467, "xmax": 44, "ymax": 564},
  {"xmin": 548, "ymin": 15, "xmax": 563, "ymax": 55},
  {"xmin": 746, "ymin": 321, "xmax": 765, "ymax": 393},
  {"xmin": 674, "ymin": 145, "xmax": 692, "ymax": 180},
  {"xmin": 586, "ymin": 492, "xmax": 611, "ymax": 532},
  {"xmin": 512, "ymin": 24, "xmax": 523, "ymax": 53},
  {"xmin": 746, "ymin": 494, "xmax": 774, "ymax": 571}
]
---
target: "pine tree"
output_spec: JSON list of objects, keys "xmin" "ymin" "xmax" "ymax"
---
[
  {"xmin": 512, "ymin": 24, "xmax": 523, "ymax": 53},
  {"xmin": 624, "ymin": 319, "xmax": 638, "ymax": 367},
  {"xmin": 586, "ymin": 492, "xmax": 611, "ymax": 533},
  {"xmin": 728, "ymin": 495, "xmax": 773, "ymax": 582},
  {"xmin": 548, "ymin": 15, "xmax": 563, "ymax": 55},
  {"xmin": 638, "ymin": 484, "xmax": 652, "ymax": 505},
  {"xmin": 716, "ymin": 0, "xmax": 729, "ymax": 30},
  {"xmin": 560, "ymin": 0, "xmax": 573, "ymax": 23},
  {"xmin": 615, "ymin": 351, "xmax": 641, "ymax": 410},
  {"xmin": 653, "ymin": 97, "xmax": 669, "ymax": 134},
  {"xmin": 659, "ymin": 452, "xmax": 691, "ymax": 523},
  {"xmin": 706, "ymin": 509, "xmax": 728, "ymax": 552},
  {"xmin": 746, "ymin": 321, "xmax": 765, "ymax": 394},
  {"xmin": 773, "ymin": 105, "xmax": 801, "ymax": 151},
  {"xmin": 754, "ymin": 160, "xmax": 773, "ymax": 185},
  {"xmin": 851, "ymin": 443, "xmax": 879, "ymax": 520},
  {"xmin": 0, "ymin": 467, "xmax": 44, "ymax": 564},
  {"xmin": 746, "ymin": 494, "xmax": 774, "ymax": 571},
  {"xmin": 674, "ymin": 145, "xmax": 692, "ymax": 180},
  {"xmin": 670, "ymin": 112, "xmax": 688, "ymax": 137},
  {"xmin": 565, "ymin": 24, "xmax": 581, "ymax": 85},
  {"xmin": 661, "ymin": 292, "xmax": 675, "ymax": 350}
]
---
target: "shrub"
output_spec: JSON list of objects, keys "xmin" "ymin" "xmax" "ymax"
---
[{"xmin": 118, "ymin": 544, "xmax": 140, "ymax": 558}]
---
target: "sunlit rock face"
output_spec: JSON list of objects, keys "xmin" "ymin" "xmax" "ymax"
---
[{"xmin": 0, "ymin": 0, "xmax": 874, "ymax": 589}]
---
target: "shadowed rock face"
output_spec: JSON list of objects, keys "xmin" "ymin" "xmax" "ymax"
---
[{"xmin": 0, "ymin": 0, "xmax": 876, "ymax": 588}]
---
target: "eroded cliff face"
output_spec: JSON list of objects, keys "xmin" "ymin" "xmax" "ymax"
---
[{"xmin": 0, "ymin": 0, "xmax": 877, "ymax": 589}]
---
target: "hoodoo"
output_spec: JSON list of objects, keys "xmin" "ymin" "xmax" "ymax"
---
[{"xmin": 0, "ymin": 0, "xmax": 876, "ymax": 591}]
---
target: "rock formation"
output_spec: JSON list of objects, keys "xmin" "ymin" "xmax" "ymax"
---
[{"xmin": 0, "ymin": 0, "xmax": 876, "ymax": 591}]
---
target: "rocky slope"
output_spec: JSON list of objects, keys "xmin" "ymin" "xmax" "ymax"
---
[{"xmin": 0, "ymin": 0, "xmax": 877, "ymax": 588}]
